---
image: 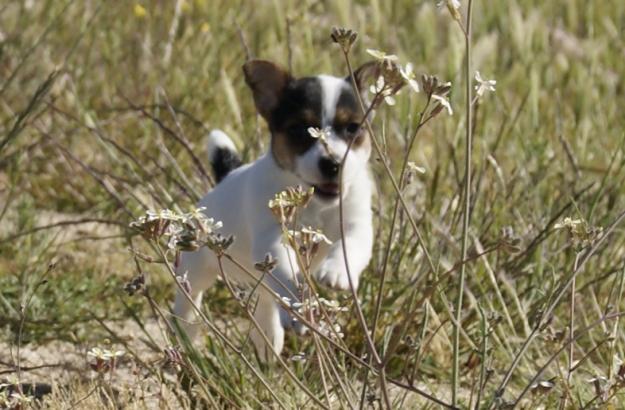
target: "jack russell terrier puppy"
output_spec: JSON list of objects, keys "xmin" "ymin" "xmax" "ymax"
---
[{"xmin": 173, "ymin": 59, "xmax": 386, "ymax": 359}]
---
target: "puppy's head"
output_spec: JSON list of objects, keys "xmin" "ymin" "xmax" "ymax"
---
[{"xmin": 243, "ymin": 59, "xmax": 382, "ymax": 203}]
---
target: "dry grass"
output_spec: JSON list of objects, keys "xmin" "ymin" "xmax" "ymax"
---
[{"xmin": 2, "ymin": 0, "xmax": 625, "ymax": 408}]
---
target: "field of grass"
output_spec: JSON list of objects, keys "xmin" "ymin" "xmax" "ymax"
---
[{"xmin": 1, "ymin": 0, "xmax": 625, "ymax": 408}]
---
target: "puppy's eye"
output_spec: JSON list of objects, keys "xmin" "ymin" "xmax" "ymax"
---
[
  {"xmin": 346, "ymin": 122, "xmax": 360, "ymax": 134},
  {"xmin": 289, "ymin": 125, "xmax": 314, "ymax": 138}
]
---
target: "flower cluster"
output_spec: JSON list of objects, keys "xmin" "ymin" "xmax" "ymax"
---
[
  {"xmin": 499, "ymin": 226, "xmax": 521, "ymax": 254},
  {"xmin": 282, "ymin": 295, "xmax": 348, "ymax": 340},
  {"xmin": 268, "ymin": 186, "xmax": 315, "ymax": 224},
  {"xmin": 0, "ymin": 378, "xmax": 33, "ymax": 410},
  {"xmin": 283, "ymin": 226, "xmax": 332, "ymax": 265},
  {"xmin": 130, "ymin": 207, "xmax": 226, "ymax": 252},
  {"xmin": 88, "ymin": 347, "xmax": 125, "ymax": 373},
  {"xmin": 554, "ymin": 217, "xmax": 603, "ymax": 250},
  {"xmin": 369, "ymin": 75, "xmax": 400, "ymax": 106},
  {"xmin": 575, "ymin": 355, "xmax": 625, "ymax": 403},
  {"xmin": 365, "ymin": 49, "xmax": 412, "ymax": 107}
]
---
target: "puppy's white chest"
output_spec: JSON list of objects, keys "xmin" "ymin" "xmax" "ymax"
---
[{"xmin": 298, "ymin": 204, "xmax": 341, "ymax": 241}]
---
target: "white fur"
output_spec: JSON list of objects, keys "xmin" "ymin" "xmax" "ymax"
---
[
  {"xmin": 318, "ymin": 75, "xmax": 347, "ymax": 127},
  {"xmin": 206, "ymin": 129, "xmax": 237, "ymax": 160},
  {"xmin": 173, "ymin": 76, "xmax": 373, "ymax": 361}
]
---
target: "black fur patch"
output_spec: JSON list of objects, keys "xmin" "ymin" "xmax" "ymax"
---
[
  {"xmin": 212, "ymin": 147, "xmax": 242, "ymax": 183},
  {"xmin": 270, "ymin": 77, "xmax": 324, "ymax": 155}
]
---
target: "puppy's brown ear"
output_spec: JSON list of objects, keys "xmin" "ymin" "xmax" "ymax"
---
[
  {"xmin": 243, "ymin": 60, "xmax": 292, "ymax": 120},
  {"xmin": 349, "ymin": 61, "xmax": 382, "ymax": 94}
]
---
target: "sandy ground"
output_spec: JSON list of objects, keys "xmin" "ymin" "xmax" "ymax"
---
[{"xmin": 0, "ymin": 318, "xmax": 183, "ymax": 408}]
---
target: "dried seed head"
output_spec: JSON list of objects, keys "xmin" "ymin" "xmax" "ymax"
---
[
  {"xmin": 175, "ymin": 230, "xmax": 201, "ymax": 251},
  {"xmin": 124, "ymin": 272, "xmax": 146, "ymax": 296},
  {"xmin": 331, "ymin": 27, "xmax": 358, "ymax": 53},
  {"xmin": 254, "ymin": 253, "xmax": 278, "ymax": 272},
  {"xmin": 163, "ymin": 346, "xmax": 183, "ymax": 371},
  {"xmin": 206, "ymin": 234, "xmax": 234, "ymax": 255}
]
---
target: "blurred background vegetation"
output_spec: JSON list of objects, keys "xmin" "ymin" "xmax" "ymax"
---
[{"xmin": 1, "ymin": 0, "xmax": 625, "ymax": 408}]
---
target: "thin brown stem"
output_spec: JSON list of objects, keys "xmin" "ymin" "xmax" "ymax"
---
[{"xmin": 453, "ymin": 1, "xmax": 474, "ymax": 405}]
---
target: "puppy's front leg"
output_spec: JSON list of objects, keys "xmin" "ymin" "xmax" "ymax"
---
[
  {"xmin": 315, "ymin": 212, "xmax": 373, "ymax": 291},
  {"xmin": 250, "ymin": 232, "xmax": 303, "ymax": 361}
]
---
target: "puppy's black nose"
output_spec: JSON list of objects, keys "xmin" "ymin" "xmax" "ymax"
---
[{"xmin": 318, "ymin": 156, "xmax": 340, "ymax": 179}]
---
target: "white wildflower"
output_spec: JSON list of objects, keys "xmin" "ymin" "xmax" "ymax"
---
[
  {"xmin": 366, "ymin": 48, "xmax": 399, "ymax": 66},
  {"xmin": 307, "ymin": 127, "xmax": 331, "ymax": 141},
  {"xmin": 88, "ymin": 347, "xmax": 125, "ymax": 373},
  {"xmin": 407, "ymin": 162, "xmax": 426, "ymax": 174},
  {"xmin": 88, "ymin": 347, "xmax": 125, "ymax": 360},
  {"xmin": 554, "ymin": 217, "xmax": 583, "ymax": 230},
  {"xmin": 474, "ymin": 71, "xmax": 496, "ymax": 97},
  {"xmin": 432, "ymin": 93, "xmax": 453, "ymax": 115},
  {"xmin": 300, "ymin": 227, "xmax": 332, "ymax": 245},
  {"xmin": 437, "ymin": 0, "xmax": 462, "ymax": 22},
  {"xmin": 369, "ymin": 76, "xmax": 396, "ymax": 106},
  {"xmin": 290, "ymin": 353, "xmax": 307, "ymax": 362},
  {"xmin": 399, "ymin": 63, "xmax": 420, "ymax": 94},
  {"xmin": 437, "ymin": 0, "xmax": 461, "ymax": 9},
  {"xmin": 307, "ymin": 127, "xmax": 332, "ymax": 153}
]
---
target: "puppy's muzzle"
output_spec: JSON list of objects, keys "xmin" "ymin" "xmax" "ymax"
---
[
  {"xmin": 318, "ymin": 156, "xmax": 340, "ymax": 179},
  {"xmin": 312, "ymin": 156, "xmax": 341, "ymax": 199}
]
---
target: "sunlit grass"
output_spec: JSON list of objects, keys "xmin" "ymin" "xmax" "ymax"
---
[{"xmin": 1, "ymin": 0, "xmax": 625, "ymax": 408}]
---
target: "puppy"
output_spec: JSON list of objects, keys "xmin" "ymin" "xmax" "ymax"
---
[{"xmin": 173, "ymin": 59, "xmax": 381, "ymax": 359}]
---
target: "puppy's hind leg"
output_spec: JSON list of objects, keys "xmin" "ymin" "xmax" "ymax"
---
[{"xmin": 172, "ymin": 247, "xmax": 218, "ymax": 340}]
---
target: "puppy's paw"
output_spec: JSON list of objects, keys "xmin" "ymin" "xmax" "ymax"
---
[
  {"xmin": 279, "ymin": 305, "xmax": 308, "ymax": 336},
  {"xmin": 251, "ymin": 322, "xmax": 285, "ymax": 363},
  {"xmin": 315, "ymin": 257, "xmax": 358, "ymax": 291}
]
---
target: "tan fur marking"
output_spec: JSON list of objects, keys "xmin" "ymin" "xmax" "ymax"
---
[
  {"xmin": 271, "ymin": 131, "xmax": 295, "ymax": 170},
  {"xmin": 353, "ymin": 130, "xmax": 370, "ymax": 150}
]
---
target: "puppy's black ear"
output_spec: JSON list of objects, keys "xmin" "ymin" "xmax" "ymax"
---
[
  {"xmin": 243, "ymin": 60, "xmax": 292, "ymax": 120},
  {"xmin": 349, "ymin": 61, "xmax": 382, "ymax": 95}
]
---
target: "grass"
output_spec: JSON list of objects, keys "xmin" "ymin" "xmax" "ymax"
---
[{"xmin": 1, "ymin": 0, "xmax": 625, "ymax": 408}]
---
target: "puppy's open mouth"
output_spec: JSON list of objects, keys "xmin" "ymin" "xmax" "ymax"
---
[{"xmin": 312, "ymin": 182, "xmax": 340, "ymax": 199}]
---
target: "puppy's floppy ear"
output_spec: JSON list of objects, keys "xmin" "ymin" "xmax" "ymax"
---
[
  {"xmin": 349, "ymin": 61, "xmax": 382, "ymax": 95},
  {"xmin": 243, "ymin": 60, "xmax": 292, "ymax": 120}
]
